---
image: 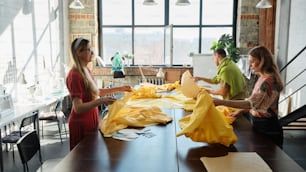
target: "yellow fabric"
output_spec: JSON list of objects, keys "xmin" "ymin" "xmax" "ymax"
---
[
  {"xmin": 139, "ymin": 81, "xmax": 180, "ymax": 92},
  {"xmin": 176, "ymin": 89, "xmax": 237, "ymax": 147},
  {"xmin": 127, "ymin": 86, "xmax": 194, "ymax": 109},
  {"xmin": 215, "ymin": 106, "xmax": 239, "ymax": 124},
  {"xmin": 157, "ymin": 81, "xmax": 180, "ymax": 91},
  {"xmin": 127, "ymin": 98, "xmax": 184, "ymax": 109},
  {"xmin": 183, "ymin": 98, "xmax": 197, "ymax": 112},
  {"xmin": 130, "ymin": 87, "xmax": 162, "ymax": 100},
  {"xmin": 99, "ymin": 92, "xmax": 172, "ymax": 136}
]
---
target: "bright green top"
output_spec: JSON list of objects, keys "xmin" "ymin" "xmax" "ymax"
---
[{"xmin": 211, "ymin": 58, "xmax": 247, "ymax": 100}]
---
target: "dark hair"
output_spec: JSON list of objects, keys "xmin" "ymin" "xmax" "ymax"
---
[
  {"xmin": 214, "ymin": 48, "xmax": 227, "ymax": 58},
  {"xmin": 248, "ymin": 45, "xmax": 283, "ymax": 91}
]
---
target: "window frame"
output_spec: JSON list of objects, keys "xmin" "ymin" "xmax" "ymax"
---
[{"xmin": 98, "ymin": 0, "xmax": 237, "ymax": 66}]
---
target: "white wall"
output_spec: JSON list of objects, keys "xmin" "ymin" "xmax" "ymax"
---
[
  {"xmin": 277, "ymin": 0, "xmax": 306, "ymax": 114},
  {"xmin": 191, "ymin": 54, "xmax": 218, "ymax": 90},
  {"xmin": 287, "ymin": 0, "xmax": 306, "ymax": 110}
]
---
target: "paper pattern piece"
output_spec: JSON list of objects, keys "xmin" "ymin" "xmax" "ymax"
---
[
  {"xmin": 200, "ymin": 152, "xmax": 272, "ymax": 172},
  {"xmin": 181, "ymin": 70, "xmax": 201, "ymax": 98}
]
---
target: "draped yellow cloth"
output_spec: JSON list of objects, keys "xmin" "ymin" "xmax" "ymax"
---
[
  {"xmin": 99, "ymin": 92, "xmax": 173, "ymax": 136},
  {"xmin": 99, "ymin": 83, "xmax": 238, "ymax": 146},
  {"xmin": 176, "ymin": 89, "xmax": 237, "ymax": 147}
]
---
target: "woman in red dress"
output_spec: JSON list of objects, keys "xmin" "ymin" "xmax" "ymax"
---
[
  {"xmin": 66, "ymin": 38, "xmax": 131, "ymax": 150},
  {"xmin": 213, "ymin": 45, "xmax": 284, "ymax": 147}
]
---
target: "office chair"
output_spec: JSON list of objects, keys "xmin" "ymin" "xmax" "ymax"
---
[
  {"xmin": 16, "ymin": 130, "xmax": 42, "ymax": 172},
  {"xmin": 39, "ymin": 99, "xmax": 67, "ymax": 143},
  {"xmin": 2, "ymin": 110, "xmax": 38, "ymax": 161}
]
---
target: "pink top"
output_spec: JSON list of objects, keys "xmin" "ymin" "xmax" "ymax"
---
[{"xmin": 247, "ymin": 75, "xmax": 280, "ymax": 117}]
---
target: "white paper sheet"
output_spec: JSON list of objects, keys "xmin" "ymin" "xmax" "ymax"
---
[{"xmin": 200, "ymin": 152, "xmax": 272, "ymax": 172}]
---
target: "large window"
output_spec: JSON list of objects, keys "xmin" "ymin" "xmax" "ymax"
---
[{"xmin": 99, "ymin": 0, "xmax": 235, "ymax": 66}]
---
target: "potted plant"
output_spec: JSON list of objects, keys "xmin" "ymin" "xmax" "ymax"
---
[{"xmin": 210, "ymin": 34, "xmax": 240, "ymax": 63}]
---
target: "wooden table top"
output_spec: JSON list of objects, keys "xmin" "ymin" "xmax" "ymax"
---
[{"xmin": 53, "ymin": 109, "xmax": 304, "ymax": 172}]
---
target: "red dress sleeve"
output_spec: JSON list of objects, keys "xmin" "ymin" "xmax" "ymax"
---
[{"xmin": 66, "ymin": 69, "xmax": 85, "ymax": 101}]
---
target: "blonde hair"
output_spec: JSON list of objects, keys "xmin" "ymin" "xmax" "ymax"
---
[{"xmin": 70, "ymin": 38, "xmax": 99, "ymax": 100}]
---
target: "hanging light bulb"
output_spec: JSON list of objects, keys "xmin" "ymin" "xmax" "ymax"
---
[
  {"xmin": 176, "ymin": 0, "xmax": 191, "ymax": 6},
  {"xmin": 69, "ymin": 0, "xmax": 84, "ymax": 9},
  {"xmin": 256, "ymin": 0, "xmax": 272, "ymax": 8},
  {"xmin": 143, "ymin": 0, "xmax": 158, "ymax": 6}
]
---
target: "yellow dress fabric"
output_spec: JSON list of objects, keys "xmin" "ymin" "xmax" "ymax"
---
[
  {"xmin": 99, "ymin": 92, "xmax": 173, "ymax": 136},
  {"xmin": 127, "ymin": 85, "xmax": 194, "ymax": 109},
  {"xmin": 215, "ymin": 106, "xmax": 238, "ymax": 124},
  {"xmin": 176, "ymin": 89, "xmax": 237, "ymax": 147},
  {"xmin": 183, "ymin": 98, "xmax": 197, "ymax": 112}
]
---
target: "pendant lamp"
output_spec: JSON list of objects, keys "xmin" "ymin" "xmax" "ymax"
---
[
  {"xmin": 256, "ymin": 0, "xmax": 272, "ymax": 8},
  {"xmin": 69, "ymin": 0, "xmax": 84, "ymax": 9},
  {"xmin": 176, "ymin": 0, "xmax": 191, "ymax": 6},
  {"xmin": 143, "ymin": 0, "xmax": 158, "ymax": 6}
]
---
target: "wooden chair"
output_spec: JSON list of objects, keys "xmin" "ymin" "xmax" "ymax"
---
[
  {"xmin": 39, "ymin": 99, "xmax": 67, "ymax": 143},
  {"xmin": 2, "ymin": 110, "xmax": 38, "ymax": 161},
  {"xmin": 16, "ymin": 130, "xmax": 42, "ymax": 172}
]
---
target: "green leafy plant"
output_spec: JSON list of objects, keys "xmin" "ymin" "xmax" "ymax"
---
[{"xmin": 210, "ymin": 34, "xmax": 240, "ymax": 63}]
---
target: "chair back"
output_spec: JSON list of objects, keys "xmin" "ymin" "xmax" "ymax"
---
[
  {"xmin": 54, "ymin": 99, "xmax": 62, "ymax": 116},
  {"xmin": 19, "ymin": 110, "xmax": 38, "ymax": 135},
  {"xmin": 16, "ymin": 130, "xmax": 40, "ymax": 167}
]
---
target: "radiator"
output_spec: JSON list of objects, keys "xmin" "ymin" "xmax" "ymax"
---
[{"xmin": 139, "ymin": 77, "xmax": 165, "ymax": 85}]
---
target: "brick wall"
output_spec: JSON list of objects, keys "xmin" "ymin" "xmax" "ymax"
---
[
  {"xmin": 236, "ymin": 0, "xmax": 260, "ymax": 54},
  {"xmin": 68, "ymin": 0, "xmax": 99, "ymax": 58}
]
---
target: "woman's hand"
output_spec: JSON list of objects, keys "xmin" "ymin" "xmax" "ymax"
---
[
  {"xmin": 192, "ymin": 77, "xmax": 200, "ymax": 82},
  {"xmin": 230, "ymin": 109, "xmax": 249, "ymax": 117},
  {"xmin": 213, "ymin": 98, "xmax": 224, "ymax": 106},
  {"xmin": 229, "ymin": 110, "xmax": 242, "ymax": 117},
  {"xmin": 119, "ymin": 86, "xmax": 132, "ymax": 92},
  {"xmin": 100, "ymin": 96, "xmax": 116, "ymax": 105}
]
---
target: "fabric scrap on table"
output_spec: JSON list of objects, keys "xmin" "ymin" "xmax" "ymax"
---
[{"xmin": 110, "ymin": 128, "xmax": 153, "ymax": 141}]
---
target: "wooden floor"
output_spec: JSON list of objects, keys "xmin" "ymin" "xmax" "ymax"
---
[{"xmin": 2, "ymin": 123, "xmax": 306, "ymax": 172}]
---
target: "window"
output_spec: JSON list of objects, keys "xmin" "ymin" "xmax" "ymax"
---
[
  {"xmin": 99, "ymin": 0, "xmax": 235, "ymax": 66},
  {"xmin": 102, "ymin": 0, "xmax": 132, "ymax": 25},
  {"xmin": 173, "ymin": 28, "xmax": 199, "ymax": 65},
  {"xmin": 202, "ymin": 0, "xmax": 233, "ymax": 25},
  {"xmin": 169, "ymin": 0, "xmax": 200, "ymax": 25},
  {"xmin": 201, "ymin": 27, "xmax": 232, "ymax": 54},
  {"xmin": 135, "ymin": 0, "xmax": 164, "ymax": 25},
  {"xmin": 102, "ymin": 28, "xmax": 132, "ymax": 64},
  {"xmin": 134, "ymin": 27, "xmax": 164, "ymax": 65}
]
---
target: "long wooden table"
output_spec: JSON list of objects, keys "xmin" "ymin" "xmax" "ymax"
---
[{"xmin": 53, "ymin": 109, "xmax": 304, "ymax": 172}]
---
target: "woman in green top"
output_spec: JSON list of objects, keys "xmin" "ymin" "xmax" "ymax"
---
[{"xmin": 193, "ymin": 48, "xmax": 248, "ymax": 100}]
